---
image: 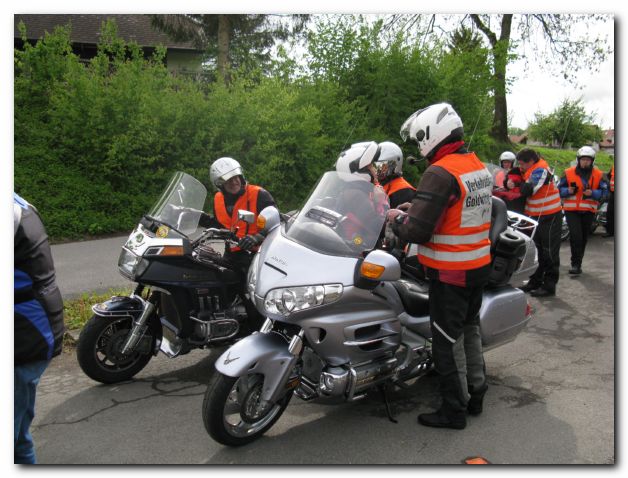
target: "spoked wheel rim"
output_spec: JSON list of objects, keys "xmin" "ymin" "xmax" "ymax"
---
[
  {"xmin": 93, "ymin": 318, "xmax": 146, "ymax": 373},
  {"xmin": 222, "ymin": 375, "xmax": 284, "ymax": 438}
]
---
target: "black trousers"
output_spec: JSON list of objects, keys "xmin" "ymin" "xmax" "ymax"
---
[
  {"xmin": 565, "ymin": 211, "xmax": 594, "ymax": 268},
  {"xmin": 606, "ymin": 192, "xmax": 614, "ymax": 235},
  {"xmin": 429, "ymin": 280, "xmax": 487, "ymax": 415},
  {"xmin": 529, "ymin": 212, "xmax": 562, "ymax": 292}
]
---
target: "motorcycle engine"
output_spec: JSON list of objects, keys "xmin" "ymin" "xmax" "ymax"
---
[{"xmin": 192, "ymin": 294, "xmax": 246, "ymax": 342}]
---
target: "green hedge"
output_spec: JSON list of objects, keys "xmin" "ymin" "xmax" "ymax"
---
[{"xmin": 14, "ymin": 19, "xmax": 500, "ymax": 241}]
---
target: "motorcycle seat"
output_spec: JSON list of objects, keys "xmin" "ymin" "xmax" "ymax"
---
[{"xmin": 392, "ymin": 278, "xmax": 430, "ymax": 317}]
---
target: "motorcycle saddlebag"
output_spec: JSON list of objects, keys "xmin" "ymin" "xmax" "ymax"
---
[{"xmin": 479, "ymin": 286, "xmax": 530, "ymax": 349}]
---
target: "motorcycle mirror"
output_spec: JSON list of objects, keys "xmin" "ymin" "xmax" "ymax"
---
[
  {"xmin": 406, "ymin": 155, "xmax": 423, "ymax": 165},
  {"xmin": 237, "ymin": 210, "xmax": 256, "ymax": 225},
  {"xmin": 359, "ymin": 250, "xmax": 401, "ymax": 282},
  {"xmin": 257, "ymin": 206, "xmax": 281, "ymax": 233}
]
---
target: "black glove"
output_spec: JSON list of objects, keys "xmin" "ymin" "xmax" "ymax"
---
[{"xmin": 238, "ymin": 233, "xmax": 264, "ymax": 251}]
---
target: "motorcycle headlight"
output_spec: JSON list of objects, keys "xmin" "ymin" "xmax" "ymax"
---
[
  {"xmin": 247, "ymin": 253, "xmax": 260, "ymax": 295},
  {"xmin": 264, "ymin": 284, "xmax": 343, "ymax": 316},
  {"xmin": 118, "ymin": 248, "xmax": 141, "ymax": 279}
]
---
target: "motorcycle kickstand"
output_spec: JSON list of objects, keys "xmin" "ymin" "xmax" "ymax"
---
[{"xmin": 379, "ymin": 384, "xmax": 398, "ymax": 424}]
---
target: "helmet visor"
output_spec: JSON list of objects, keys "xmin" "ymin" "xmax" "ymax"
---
[
  {"xmin": 399, "ymin": 107, "xmax": 427, "ymax": 143},
  {"xmin": 214, "ymin": 167, "xmax": 242, "ymax": 188}
]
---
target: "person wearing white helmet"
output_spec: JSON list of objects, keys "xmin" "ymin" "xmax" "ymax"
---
[
  {"xmin": 387, "ymin": 103, "xmax": 493, "ymax": 430},
  {"xmin": 373, "ymin": 141, "xmax": 416, "ymax": 209},
  {"xmin": 334, "ymin": 142, "xmax": 390, "ymax": 244},
  {"xmin": 558, "ymin": 145, "xmax": 609, "ymax": 275},
  {"xmin": 492, "ymin": 151, "xmax": 525, "ymax": 213},
  {"xmin": 203, "ymin": 157, "xmax": 276, "ymax": 259}
]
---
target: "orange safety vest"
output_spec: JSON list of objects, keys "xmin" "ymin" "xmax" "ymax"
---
[
  {"xmin": 383, "ymin": 176, "xmax": 416, "ymax": 197},
  {"xmin": 610, "ymin": 165, "xmax": 614, "ymax": 192},
  {"xmin": 522, "ymin": 159, "xmax": 562, "ymax": 217},
  {"xmin": 214, "ymin": 185, "xmax": 261, "ymax": 251},
  {"xmin": 417, "ymin": 153, "xmax": 492, "ymax": 271},
  {"xmin": 563, "ymin": 167, "xmax": 603, "ymax": 213}
]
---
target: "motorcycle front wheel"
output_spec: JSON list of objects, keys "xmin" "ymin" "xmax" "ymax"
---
[
  {"xmin": 76, "ymin": 315, "xmax": 155, "ymax": 384},
  {"xmin": 202, "ymin": 372, "xmax": 293, "ymax": 447}
]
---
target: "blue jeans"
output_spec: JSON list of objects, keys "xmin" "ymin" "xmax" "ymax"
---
[{"xmin": 14, "ymin": 360, "xmax": 49, "ymax": 464}]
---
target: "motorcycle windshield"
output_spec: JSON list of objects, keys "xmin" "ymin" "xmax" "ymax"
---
[
  {"xmin": 147, "ymin": 171, "xmax": 207, "ymax": 236},
  {"xmin": 285, "ymin": 171, "xmax": 390, "ymax": 257}
]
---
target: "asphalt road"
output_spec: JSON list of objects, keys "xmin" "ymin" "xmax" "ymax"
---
[
  {"xmin": 34, "ymin": 233, "xmax": 615, "ymax": 464},
  {"xmin": 51, "ymin": 235, "xmax": 131, "ymax": 299}
]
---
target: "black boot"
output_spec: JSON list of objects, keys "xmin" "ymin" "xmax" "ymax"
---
[
  {"xmin": 520, "ymin": 281, "xmax": 541, "ymax": 293},
  {"xmin": 467, "ymin": 387, "xmax": 487, "ymax": 416},
  {"xmin": 568, "ymin": 265, "xmax": 582, "ymax": 275},
  {"xmin": 418, "ymin": 408, "xmax": 466, "ymax": 430}
]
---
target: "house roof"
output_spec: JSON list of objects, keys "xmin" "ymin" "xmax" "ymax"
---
[
  {"xmin": 14, "ymin": 14, "xmax": 202, "ymax": 52},
  {"xmin": 600, "ymin": 129, "xmax": 614, "ymax": 148},
  {"xmin": 509, "ymin": 133, "xmax": 528, "ymax": 144}
]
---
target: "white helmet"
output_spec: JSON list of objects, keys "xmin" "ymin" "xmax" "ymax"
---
[
  {"xmin": 576, "ymin": 146, "xmax": 596, "ymax": 161},
  {"xmin": 374, "ymin": 141, "xmax": 403, "ymax": 182},
  {"xmin": 499, "ymin": 151, "xmax": 516, "ymax": 168},
  {"xmin": 209, "ymin": 157, "xmax": 244, "ymax": 189},
  {"xmin": 335, "ymin": 141, "xmax": 380, "ymax": 182},
  {"xmin": 400, "ymin": 103, "xmax": 464, "ymax": 158}
]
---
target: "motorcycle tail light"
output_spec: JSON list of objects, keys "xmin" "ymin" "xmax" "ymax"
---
[{"xmin": 525, "ymin": 301, "xmax": 532, "ymax": 318}]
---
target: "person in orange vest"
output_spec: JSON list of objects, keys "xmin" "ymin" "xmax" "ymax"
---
[
  {"xmin": 604, "ymin": 158, "xmax": 614, "ymax": 237},
  {"xmin": 516, "ymin": 148, "xmax": 563, "ymax": 297},
  {"xmin": 492, "ymin": 151, "xmax": 525, "ymax": 214},
  {"xmin": 373, "ymin": 141, "xmax": 416, "ymax": 209},
  {"xmin": 558, "ymin": 146, "xmax": 609, "ymax": 274},
  {"xmin": 387, "ymin": 103, "xmax": 492, "ymax": 430},
  {"xmin": 202, "ymin": 157, "xmax": 276, "ymax": 270}
]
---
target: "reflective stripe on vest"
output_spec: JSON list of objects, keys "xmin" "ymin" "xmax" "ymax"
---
[
  {"xmin": 383, "ymin": 176, "xmax": 416, "ymax": 197},
  {"xmin": 418, "ymin": 153, "xmax": 492, "ymax": 271},
  {"xmin": 610, "ymin": 166, "xmax": 615, "ymax": 192},
  {"xmin": 563, "ymin": 167, "xmax": 602, "ymax": 213},
  {"xmin": 523, "ymin": 159, "xmax": 562, "ymax": 217},
  {"xmin": 214, "ymin": 185, "xmax": 261, "ymax": 251}
]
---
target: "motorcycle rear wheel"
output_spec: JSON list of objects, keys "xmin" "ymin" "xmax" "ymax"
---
[
  {"xmin": 76, "ymin": 315, "xmax": 155, "ymax": 384},
  {"xmin": 202, "ymin": 372, "xmax": 293, "ymax": 447}
]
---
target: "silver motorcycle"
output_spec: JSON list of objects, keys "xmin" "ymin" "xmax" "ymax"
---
[{"xmin": 202, "ymin": 170, "xmax": 538, "ymax": 446}]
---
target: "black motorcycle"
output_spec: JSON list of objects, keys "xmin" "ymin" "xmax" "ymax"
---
[{"xmin": 76, "ymin": 171, "xmax": 261, "ymax": 384}]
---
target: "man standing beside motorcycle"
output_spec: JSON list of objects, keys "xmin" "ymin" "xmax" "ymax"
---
[
  {"xmin": 557, "ymin": 146, "xmax": 609, "ymax": 275},
  {"xmin": 386, "ymin": 103, "xmax": 492, "ymax": 430},
  {"xmin": 202, "ymin": 157, "xmax": 277, "ymax": 273}
]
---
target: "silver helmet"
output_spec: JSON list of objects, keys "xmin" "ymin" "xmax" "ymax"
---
[
  {"xmin": 209, "ymin": 157, "xmax": 244, "ymax": 190},
  {"xmin": 374, "ymin": 141, "xmax": 403, "ymax": 183}
]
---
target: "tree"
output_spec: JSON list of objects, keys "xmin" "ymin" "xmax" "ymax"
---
[
  {"xmin": 151, "ymin": 14, "xmax": 309, "ymax": 82},
  {"xmin": 528, "ymin": 98, "xmax": 603, "ymax": 148},
  {"xmin": 386, "ymin": 14, "xmax": 612, "ymax": 144}
]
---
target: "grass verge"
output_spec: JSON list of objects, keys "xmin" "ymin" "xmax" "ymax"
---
[{"xmin": 63, "ymin": 287, "xmax": 133, "ymax": 331}]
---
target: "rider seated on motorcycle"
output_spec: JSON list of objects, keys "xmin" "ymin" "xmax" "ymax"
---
[
  {"xmin": 374, "ymin": 141, "xmax": 416, "ymax": 209},
  {"xmin": 200, "ymin": 157, "xmax": 277, "ymax": 272},
  {"xmin": 334, "ymin": 142, "xmax": 390, "ymax": 248}
]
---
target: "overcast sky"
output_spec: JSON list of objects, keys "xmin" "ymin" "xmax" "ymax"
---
[{"xmin": 506, "ymin": 16, "xmax": 615, "ymax": 131}]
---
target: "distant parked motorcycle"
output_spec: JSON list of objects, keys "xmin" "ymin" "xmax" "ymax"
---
[
  {"xmin": 201, "ymin": 169, "xmax": 538, "ymax": 446},
  {"xmin": 76, "ymin": 172, "xmax": 261, "ymax": 384}
]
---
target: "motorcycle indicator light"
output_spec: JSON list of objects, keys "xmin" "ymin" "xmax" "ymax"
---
[
  {"xmin": 257, "ymin": 215, "xmax": 266, "ymax": 230},
  {"xmin": 159, "ymin": 245, "xmax": 184, "ymax": 256},
  {"xmin": 360, "ymin": 262, "xmax": 385, "ymax": 279}
]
